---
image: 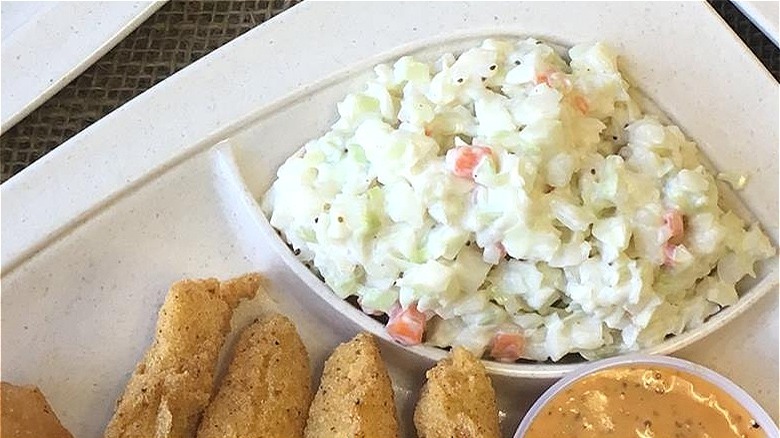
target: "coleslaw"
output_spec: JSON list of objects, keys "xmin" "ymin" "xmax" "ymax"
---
[{"xmin": 261, "ymin": 39, "xmax": 774, "ymax": 362}]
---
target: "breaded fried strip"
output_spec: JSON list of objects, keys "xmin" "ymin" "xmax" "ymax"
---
[
  {"xmin": 414, "ymin": 347, "xmax": 500, "ymax": 438},
  {"xmin": 196, "ymin": 314, "xmax": 312, "ymax": 438},
  {"xmin": 1, "ymin": 382, "xmax": 73, "ymax": 438},
  {"xmin": 304, "ymin": 333, "xmax": 399, "ymax": 438},
  {"xmin": 104, "ymin": 274, "xmax": 261, "ymax": 438}
]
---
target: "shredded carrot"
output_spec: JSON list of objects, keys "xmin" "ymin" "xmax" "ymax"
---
[
  {"xmin": 573, "ymin": 95, "xmax": 589, "ymax": 115},
  {"xmin": 386, "ymin": 304, "xmax": 426, "ymax": 346},
  {"xmin": 663, "ymin": 209, "xmax": 685, "ymax": 245},
  {"xmin": 490, "ymin": 332, "xmax": 525, "ymax": 362},
  {"xmin": 446, "ymin": 145, "xmax": 492, "ymax": 179},
  {"xmin": 535, "ymin": 71, "xmax": 551, "ymax": 86},
  {"xmin": 547, "ymin": 72, "xmax": 572, "ymax": 90}
]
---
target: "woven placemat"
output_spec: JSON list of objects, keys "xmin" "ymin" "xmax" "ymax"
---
[
  {"xmin": 0, "ymin": 0, "xmax": 298, "ymax": 182},
  {"xmin": 1, "ymin": 0, "xmax": 777, "ymax": 183},
  {"xmin": 710, "ymin": 0, "xmax": 779, "ymax": 76}
]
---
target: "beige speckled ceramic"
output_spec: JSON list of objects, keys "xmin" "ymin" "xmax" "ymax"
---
[
  {"xmin": 1, "ymin": 3, "xmax": 777, "ymax": 438},
  {"xmin": 0, "ymin": 1, "xmax": 163, "ymax": 133}
]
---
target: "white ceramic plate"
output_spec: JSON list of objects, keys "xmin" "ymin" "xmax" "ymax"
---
[
  {"xmin": 1, "ymin": 3, "xmax": 777, "ymax": 438},
  {"xmin": 0, "ymin": 1, "xmax": 164, "ymax": 133}
]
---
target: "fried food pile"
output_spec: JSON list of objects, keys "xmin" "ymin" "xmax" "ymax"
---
[
  {"xmin": 4, "ymin": 273, "xmax": 503, "ymax": 438},
  {"xmin": 104, "ymin": 274, "xmax": 262, "ymax": 438}
]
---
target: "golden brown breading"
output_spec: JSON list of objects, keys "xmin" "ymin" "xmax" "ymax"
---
[
  {"xmin": 104, "ymin": 273, "xmax": 261, "ymax": 438},
  {"xmin": 0, "ymin": 382, "xmax": 73, "ymax": 438},
  {"xmin": 304, "ymin": 333, "xmax": 399, "ymax": 438},
  {"xmin": 414, "ymin": 347, "xmax": 500, "ymax": 438},
  {"xmin": 196, "ymin": 314, "xmax": 312, "ymax": 438}
]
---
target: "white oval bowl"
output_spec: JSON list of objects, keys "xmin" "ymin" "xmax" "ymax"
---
[{"xmin": 224, "ymin": 30, "xmax": 778, "ymax": 380}]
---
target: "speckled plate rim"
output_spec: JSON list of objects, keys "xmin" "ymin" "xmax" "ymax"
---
[{"xmin": 0, "ymin": 1, "xmax": 165, "ymax": 134}]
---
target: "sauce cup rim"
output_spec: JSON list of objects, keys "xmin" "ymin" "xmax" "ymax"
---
[{"xmin": 513, "ymin": 354, "xmax": 778, "ymax": 438}]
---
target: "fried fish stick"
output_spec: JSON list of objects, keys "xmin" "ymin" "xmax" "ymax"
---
[
  {"xmin": 1, "ymin": 382, "xmax": 73, "ymax": 438},
  {"xmin": 414, "ymin": 347, "xmax": 500, "ymax": 438},
  {"xmin": 304, "ymin": 333, "xmax": 399, "ymax": 438},
  {"xmin": 196, "ymin": 314, "xmax": 312, "ymax": 438},
  {"xmin": 104, "ymin": 273, "xmax": 261, "ymax": 438}
]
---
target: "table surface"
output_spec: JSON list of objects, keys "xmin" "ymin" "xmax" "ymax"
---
[{"xmin": 1, "ymin": 0, "xmax": 777, "ymax": 183}]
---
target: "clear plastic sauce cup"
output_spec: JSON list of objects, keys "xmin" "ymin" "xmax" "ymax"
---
[{"xmin": 514, "ymin": 354, "xmax": 778, "ymax": 438}]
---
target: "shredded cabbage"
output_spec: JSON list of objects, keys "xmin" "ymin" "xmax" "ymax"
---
[{"xmin": 262, "ymin": 38, "xmax": 775, "ymax": 362}]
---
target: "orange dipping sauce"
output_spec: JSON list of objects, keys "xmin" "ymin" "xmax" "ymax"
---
[{"xmin": 524, "ymin": 366, "xmax": 768, "ymax": 438}]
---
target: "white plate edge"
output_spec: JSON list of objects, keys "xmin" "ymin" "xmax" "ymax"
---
[
  {"xmin": 733, "ymin": 0, "xmax": 780, "ymax": 47},
  {"xmin": 0, "ymin": 1, "xmax": 165, "ymax": 134}
]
